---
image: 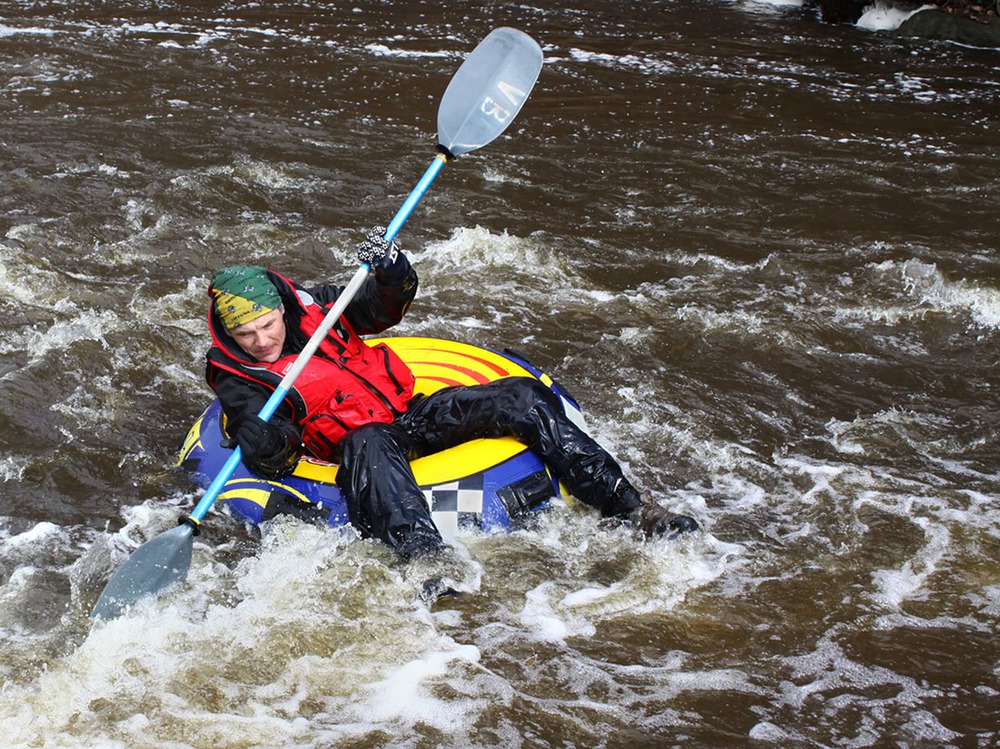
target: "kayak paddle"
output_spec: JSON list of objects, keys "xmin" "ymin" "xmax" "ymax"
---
[{"xmin": 91, "ymin": 27, "xmax": 543, "ymax": 619}]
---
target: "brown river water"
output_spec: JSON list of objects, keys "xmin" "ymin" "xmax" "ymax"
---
[{"xmin": 1, "ymin": 2, "xmax": 998, "ymax": 747}]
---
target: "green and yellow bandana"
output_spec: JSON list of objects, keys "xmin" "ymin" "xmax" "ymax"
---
[{"xmin": 210, "ymin": 266, "xmax": 281, "ymax": 329}]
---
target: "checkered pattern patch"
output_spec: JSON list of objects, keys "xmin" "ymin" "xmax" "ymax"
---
[{"xmin": 425, "ymin": 473, "xmax": 485, "ymax": 536}]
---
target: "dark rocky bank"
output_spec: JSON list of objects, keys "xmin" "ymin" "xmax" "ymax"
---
[{"xmin": 811, "ymin": 0, "xmax": 1000, "ymax": 47}]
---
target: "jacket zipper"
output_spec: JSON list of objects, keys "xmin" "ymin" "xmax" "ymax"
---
[{"xmin": 378, "ymin": 345, "xmax": 407, "ymax": 395}]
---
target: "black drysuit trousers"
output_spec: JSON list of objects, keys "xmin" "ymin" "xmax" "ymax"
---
[{"xmin": 334, "ymin": 376, "xmax": 641, "ymax": 550}]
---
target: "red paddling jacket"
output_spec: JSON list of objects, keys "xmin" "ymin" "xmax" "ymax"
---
[{"xmin": 206, "ymin": 259, "xmax": 417, "ymax": 472}]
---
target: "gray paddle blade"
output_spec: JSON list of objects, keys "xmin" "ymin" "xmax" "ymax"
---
[
  {"xmin": 437, "ymin": 27, "xmax": 543, "ymax": 156},
  {"xmin": 91, "ymin": 524, "xmax": 194, "ymax": 620}
]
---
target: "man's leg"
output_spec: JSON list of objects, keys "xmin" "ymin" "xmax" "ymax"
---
[
  {"xmin": 335, "ymin": 423, "xmax": 443, "ymax": 557},
  {"xmin": 398, "ymin": 377, "xmax": 642, "ymax": 518}
]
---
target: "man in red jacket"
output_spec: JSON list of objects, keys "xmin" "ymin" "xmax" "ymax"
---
[{"xmin": 206, "ymin": 228, "xmax": 697, "ymax": 563}]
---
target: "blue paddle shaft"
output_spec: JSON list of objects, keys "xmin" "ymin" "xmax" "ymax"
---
[
  {"xmin": 93, "ymin": 27, "xmax": 542, "ymax": 619},
  {"xmin": 386, "ymin": 153, "xmax": 447, "ymax": 243}
]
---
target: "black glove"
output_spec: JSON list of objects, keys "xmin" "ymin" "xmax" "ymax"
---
[
  {"xmin": 356, "ymin": 226, "xmax": 400, "ymax": 271},
  {"xmin": 229, "ymin": 415, "xmax": 299, "ymax": 478}
]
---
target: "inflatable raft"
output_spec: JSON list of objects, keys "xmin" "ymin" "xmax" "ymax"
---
[{"xmin": 177, "ymin": 337, "xmax": 586, "ymax": 535}]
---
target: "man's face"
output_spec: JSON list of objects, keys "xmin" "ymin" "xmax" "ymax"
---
[{"xmin": 229, "ymin": 306, "xmax": 286, "ymax": 363}]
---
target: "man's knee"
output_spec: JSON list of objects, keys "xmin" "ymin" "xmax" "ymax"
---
[
  {"xmin": 339, "ymin": 422, "xmax": 398, "ymax": 459},
  {"xmin": 336, "ymin": 423, "xmax": 406, "ymax": 494},
  {"xmin": 501, "ymin": 377, "xmax": 562, "ymax": 415}
]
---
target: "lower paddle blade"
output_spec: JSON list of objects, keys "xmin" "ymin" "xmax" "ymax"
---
[
  {"xmin": 91, "ymin": 524, "xmax": 195, "ymax": 620},
  {"xmin": 437, "ymin": 27, "xmax": 543, "ymax": 156}
]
